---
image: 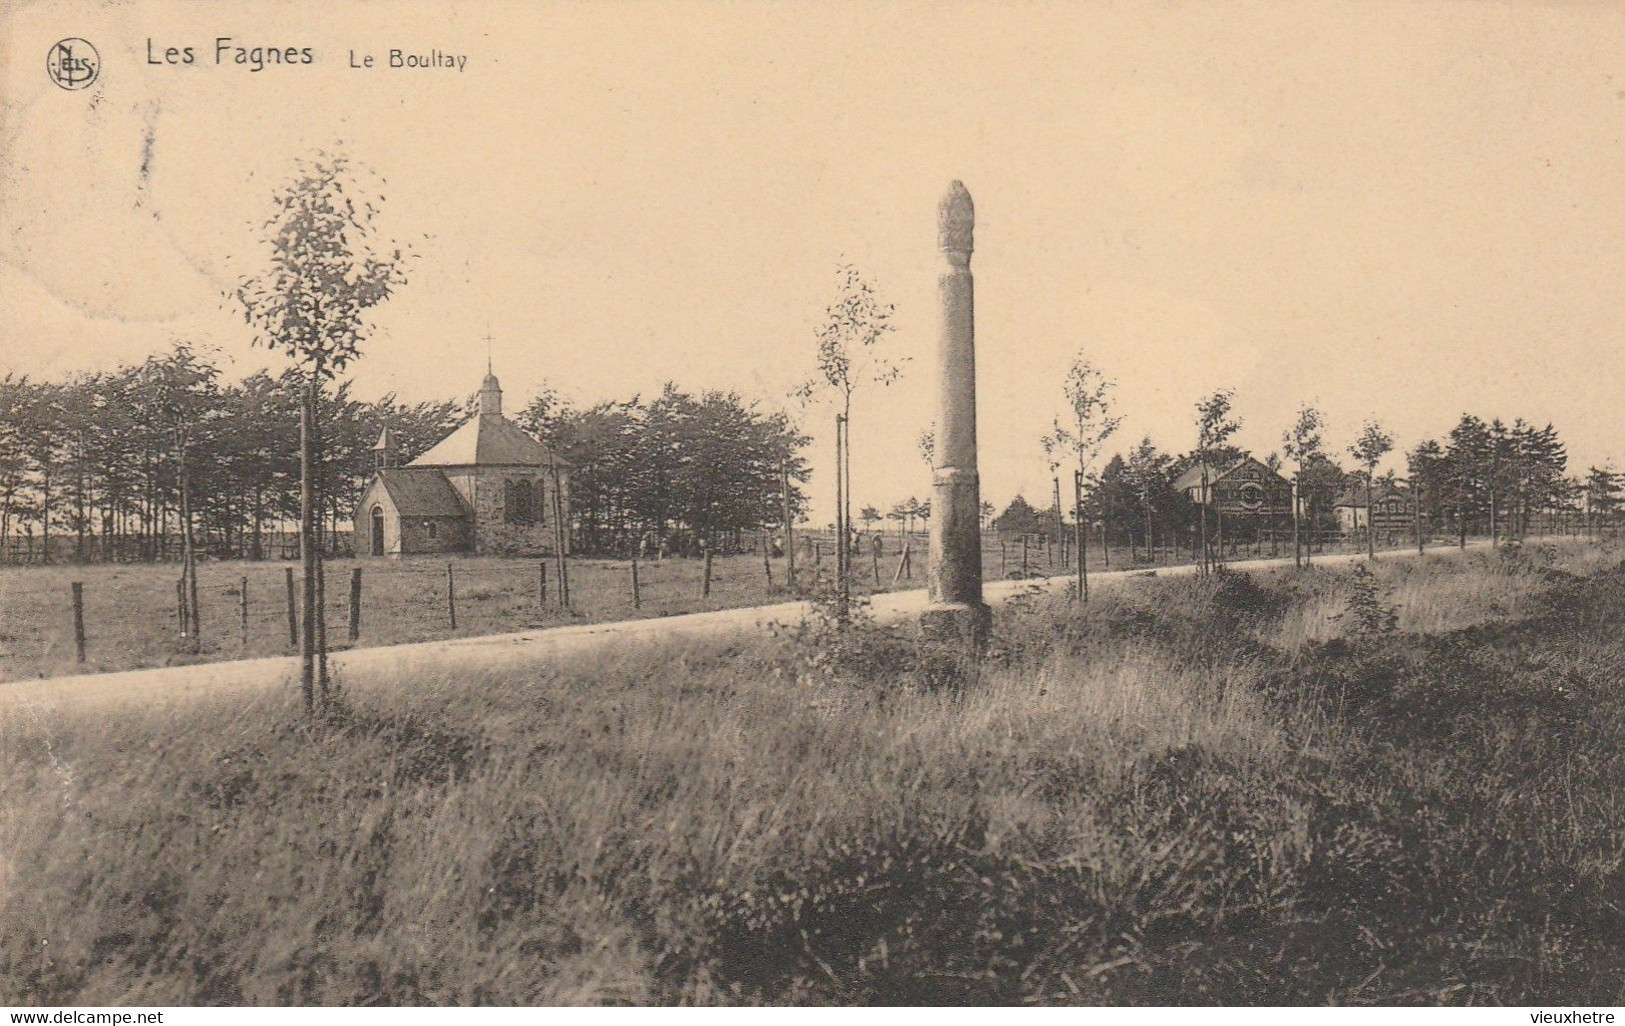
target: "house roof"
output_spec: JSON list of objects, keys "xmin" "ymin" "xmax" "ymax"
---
[
  {"xmin": 1334, "ymin": 482, "xmax": 1412, "ymax": 508},
  {"xmin": 408, "ymin": 414, "xmax": 568, "ymax": 469},
  {"xmin": 1173, "ymin": 456, "xmax": 1286, "ymax": 494},
  {"xmin": 373, "ymin": 468, "xmax": 469, "ymax": 517},
  {"xmin": 1172, "ymin": 461, "xmax": 1221, "ymax": 493}
]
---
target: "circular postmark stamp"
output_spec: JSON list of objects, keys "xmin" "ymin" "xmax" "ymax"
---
[{"xmin": 46, "ymin": 38, "xmax": 100, "ymax": 90}]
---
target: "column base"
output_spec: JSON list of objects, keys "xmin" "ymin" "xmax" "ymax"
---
[
  {"xmin": 919, "ymin": 601, "xmax": 992, "ymax": 651},
  {"xmin": 917, "ymin": 601, "xmax": 991, "ymax": 689}
]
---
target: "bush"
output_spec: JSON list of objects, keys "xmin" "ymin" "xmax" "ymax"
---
[
  {"xmin": 1332, "ymin": 563, "xmax": 1399, "ymax": 637},
  {"xmin": 769, "ymin": 577, "xmax": 918, "ymax": 689}
]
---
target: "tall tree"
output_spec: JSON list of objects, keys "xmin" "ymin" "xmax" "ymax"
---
[
  {"xmin": 1445, "ymin": 414, "xmax": 1492, "ymax": 548},
  {"xmin": 0, "ymin": 376, "xmax": 33, "ymax": 562},
  {"xmin": 1510, "ymin": 420, "xmax": 1567, "ymax": 539},
  {"xmin": 1586, "ymin": 465, "xmax": 1621, "ymax": 535},
  {"xmin": 1124, "ymin": 436, "xmax": 1176, "ymax": 562},
  {"xmin": 17, "ymin": 381, "xmax": 68, "ymax": 563},
  {"xmin": 135, "ymin": 344, "xmax": 222, "ymax": 647},
  {"xmin": 1407, "ymin": 439, "xmax": 1447, "ymax": 553},
  {"xmin": 235, "ymin": 152, "xmax": 409, "ymax": 713}
]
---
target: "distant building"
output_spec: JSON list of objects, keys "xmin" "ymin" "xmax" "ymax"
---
[
  {"xmin": 1173, "ymin": 456, "xmax": 1292, "ymax": 519},
  {"xmin": 352, "ymin": 370, "xmax": 570, "ymax": 557},
  {"xmin": 1334, "ymin": 480, "xmax": 1416, "ymax": 536}
]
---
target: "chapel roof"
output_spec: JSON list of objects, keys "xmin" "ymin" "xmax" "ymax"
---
[
  {"xmin": 374, "ymin": 468, "xmax": 468, "ymax": 517},
  {"xmin": 406, "ymin": 370, "xmax": 569, "ymax": 469},
  {"xmin": 408, "ymin": 415, "xmax": 566, "ymax": 468}
]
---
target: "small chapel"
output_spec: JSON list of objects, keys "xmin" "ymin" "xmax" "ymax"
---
[{"xmin": 352, "ymin": 369, "xmax": 570, "ymax": 557}]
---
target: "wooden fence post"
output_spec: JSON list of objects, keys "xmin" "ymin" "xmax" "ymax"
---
[
  {"xmin": 631, "ymin": 556, "xmax": 642, "ymax": 609},
  {"xmin": 72, "ymin": 582, "xmax": 85, "ymax": 662},
  {"xmin": 539, "ymin": 560, "xmax": 548, "ymax": 607},
  {"xmin": 447, "ymin": 562, "xmax": 457, "ymax": 629},
  {"xmin": 762, "ymin": 540, "xmax": 773, "ymax": 587},
  {"xmin": 240, "ymin": 576, "xmax": 249, "ymax": 649},
  {"xmin": 348, "ymin": 567, "xmax": 362, "ymax": 641},
  {"xmin": 176, "ymin": 577, "xmax": 187, "ymax": 637},
  {"xmin": 285, "ymin": 567, "xmax": 298, "ymax": 647},
  {"xmin": 702, "ymin": 549, "xmax": 714, "ymax": 597}
]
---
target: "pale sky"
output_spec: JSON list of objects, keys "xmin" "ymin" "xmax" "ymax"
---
[{"xmin": 4, "ymin": 0, "xmax": 1623, "ymax": 521}]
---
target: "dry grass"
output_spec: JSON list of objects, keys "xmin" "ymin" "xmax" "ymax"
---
[
  {"xmin": 0, "ymin": 532, "xmax": 1426, "ymax": 683},
  {"xmin": 0, "ymin": 553, "xmax": 862, "ymax": 683},
  {"xmin": 2, "ymin": 539, "xmax": 1623, "ymax": 1004}
]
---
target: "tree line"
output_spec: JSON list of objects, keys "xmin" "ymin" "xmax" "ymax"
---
[
  {"xmin": 0, "ymin": 348, "xmax": 462, "ymax": 563},
  {"xmin": 516, "ymin": 383, "xmax": 810, "ymax": 557},
  {"xmin": 0, "ymin": 351, "xmax": 810, "ymax": 563},
  {"xmin": 994, "ymin": 356, "xmax": 1616, "ymax": 586}
]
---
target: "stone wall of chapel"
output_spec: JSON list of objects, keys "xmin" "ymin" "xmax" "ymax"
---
[{"xmin": 447, "ymin": 467, "xmax": 567, "ymax": 555}]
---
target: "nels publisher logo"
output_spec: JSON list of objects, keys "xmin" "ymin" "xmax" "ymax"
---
[{"xmin": 47, "ymin": 37, "xmax": 99, "ymax": 90}]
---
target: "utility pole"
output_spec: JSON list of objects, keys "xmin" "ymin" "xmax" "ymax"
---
[
  {"xmin": 781, "ymin": 456, "xmax": 796, "ymax": 590},
  {"xmin": 835, "ymin": 413, "xmax": 848, "ymax": 621},
  {"xmin": 1074, "ymin": 470, "xmax": 1087, "ymax": 602},
  {"xmin": 1053, "ymin": 475, "xmax": 1064, "ymax": 569}
]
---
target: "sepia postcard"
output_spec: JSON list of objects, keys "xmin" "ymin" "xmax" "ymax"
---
[{"xmin": 2, "ymin": 0, "xmax": 1624, "ymax": 1016}]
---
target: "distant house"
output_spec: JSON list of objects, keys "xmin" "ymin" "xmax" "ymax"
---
[
  {"xmin": 1173, "ymin": 456, "xmax": 1291, "ymax": 519},
  {"xmin": 352, "ymin": 370, "xmax": 571, "ymax": 557},
  {"xmin": 1334, "ymin": 480, "xmax": 1416, "ymax": 536}
]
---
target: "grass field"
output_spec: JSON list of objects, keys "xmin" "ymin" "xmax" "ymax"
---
[
  {"xmin": 2, "ymin": 539, "xmax": 1622, "ymax": 1004},
  {"xmin": 0, "ymin": 552, "xmax": 815, "ymax": 683},
  {"xmin": 0, "ymin": 532, "xmax": 1435, "ymax": 683}
]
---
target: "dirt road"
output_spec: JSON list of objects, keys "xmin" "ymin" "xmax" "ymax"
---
[{"xmin": 0, "ymin": 544, "xmax": 1474, "ymax": 713}]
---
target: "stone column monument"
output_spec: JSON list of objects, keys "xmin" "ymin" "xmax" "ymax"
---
[{"xmin": 922, "ymin": 181, "xmax": 992, "ymax": 650}]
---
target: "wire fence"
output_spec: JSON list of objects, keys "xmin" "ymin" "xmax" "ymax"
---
[{"xmin": 3, "ymin": 522, "xmax": 1613, "ymax": 683}]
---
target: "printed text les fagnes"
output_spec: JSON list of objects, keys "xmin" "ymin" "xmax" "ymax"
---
[{"xmin": 147, "ymin": 38, "xmax": 314, "ymax": 72}]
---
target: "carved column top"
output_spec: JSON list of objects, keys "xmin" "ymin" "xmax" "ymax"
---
[{"xmin": 938, "ymin": 180, "xmax": 974, "ymax": 255}]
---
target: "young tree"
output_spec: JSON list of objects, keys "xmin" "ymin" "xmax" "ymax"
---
[
  {"xmin": 1193, "ymin": 389, "xmax": 1241, "ymax": 575},
  {"xmin": 1281, "ymin": 404, "xmax": 1325, "ymax": 567},
  {"xmin": 795, "ymin": 264, "xmax": 904, "ymax": 618},
  {"xmin": 917, "ymin": 425, "xmax": 935, "ymax": 470},
  {"xmin": 235, "ymin": 152, "xmax": 409, "ymax": 713},
  {"xmin": 1347, "ymin": 420, "xmax": 1394, "ymax": 559},
  {"xmin": 1040, "ymin": 357, "xmax": 1121, "ymax": 601}
]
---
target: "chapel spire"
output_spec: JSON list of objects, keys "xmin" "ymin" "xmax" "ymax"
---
[{"xmin": 478, "ymin": 330, "xmax": 502, "ymax": 419}]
